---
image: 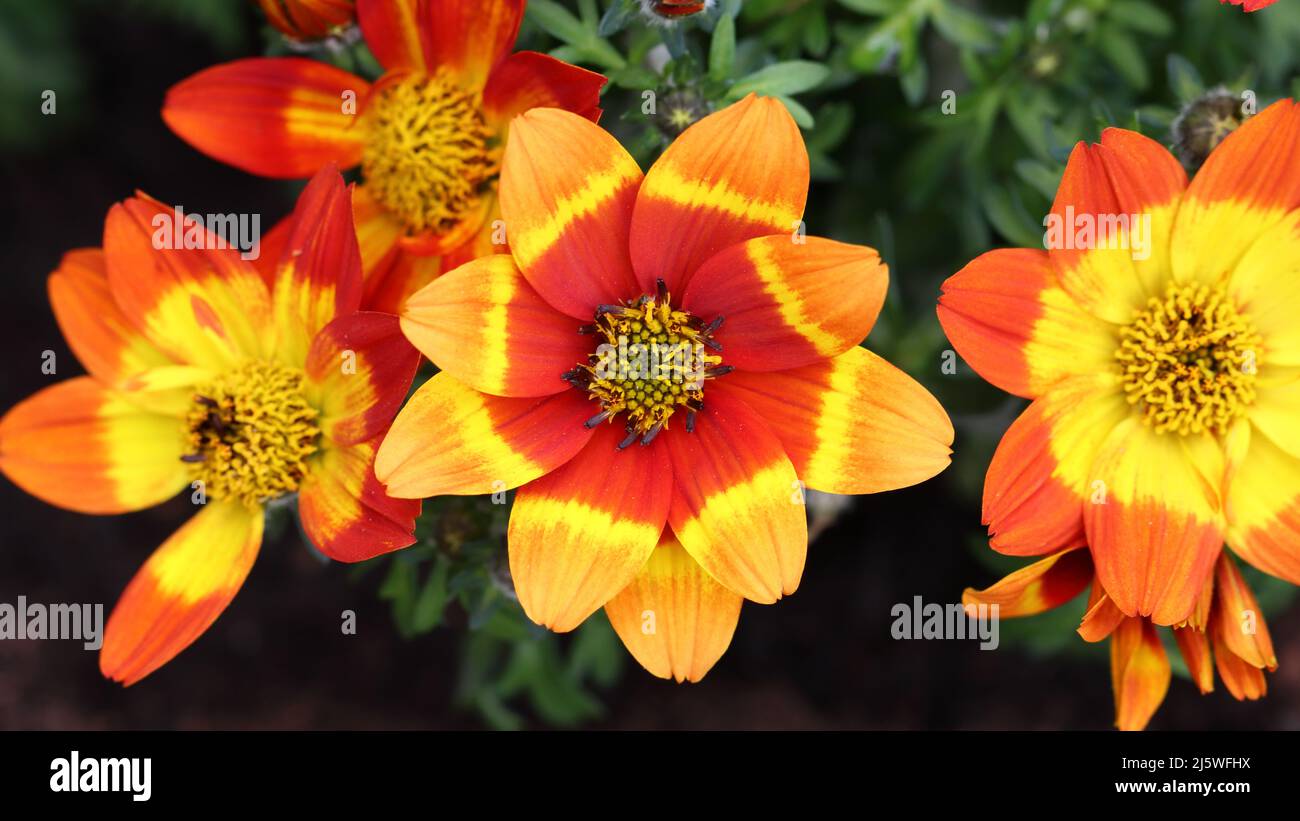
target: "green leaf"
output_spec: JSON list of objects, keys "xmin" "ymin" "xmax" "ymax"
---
[
  {"xmin": 899, "ymin": 54, "xmax": 927, "ymax": 107},
  {"xmin": 598, "ymin": 0, "xmax": 640, "ymax": 36},
  {"xmin": 709, "ymin": 12, "xmax": 736, "ymax": 82},
  {"xmin": 1166, "ymin": 53, "xmax": 1203, "ymax": 103},
  {"xmin": 776, "ymin": 94, "xmax": 816, "ymax": 128},
  {"xmin": 725, "ymin": 60, "xmax": 830, "ymax": 99},
  {"xmin": 930, "ymin": 1, "xmax": 999, "ymax": 50},
  {"xmin": 526, "ymin": 0, "xmax": 588, "ymax": 46},
  {"xmin": 837, "ymin": 0, "xmax": 901, "ymax": 13},
  {"xmin": 1097, "ymin": 27, "xmax": 1148, "ymax": 89},
  {"xmin": 410, "ymin": 555, "xmax": 450, "ymax": 633},
  {"xmin": 1108, "ymin": 0, "xmax": 1173, "ymax": 37}
]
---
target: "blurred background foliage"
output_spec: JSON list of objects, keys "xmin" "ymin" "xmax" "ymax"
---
[{"xmin": 1, "ymin": 0, "xmax": 1297, "ymax": 728}]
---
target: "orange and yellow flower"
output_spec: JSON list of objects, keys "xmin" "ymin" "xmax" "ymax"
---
[
  {"xmin": 938, "ymin": 100, "xmax": 1300, "ymax": 727},
  {"xmin": 0, "ymin": 167, "xmax": 421, "ymax": 685},
  {"xmin": 256, "ymin": 0, "xmax": 356, "ymax": 40},
  {"xmin": 374, "ymin": 95, "xmax": 954, "ymax": 682},
  {"xmin": 162, "ymin": 0, "xmax": 606, "ymax": 312}
]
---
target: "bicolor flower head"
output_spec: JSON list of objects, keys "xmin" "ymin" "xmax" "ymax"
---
[
  {"xmin": 939, "ymin": 99, "xmax": 1300, "ymax": 726},
  {"xmin": 256, "ymin": 0, "xmax": 357, "ymax": 40},
  {"xmin": 639, "ymin": 0, "xmax": 717, "ymax": 24},
  {"xmin": 162, "ymin": 0, "xmax": 606, "ymax": 312},
  {"xmin": 0, "ymin": 166, "xmax": 421, "ymax": 685},
  {"xmin": 375, "ymin": 95, "xmax": 954, "ymax": 682}
]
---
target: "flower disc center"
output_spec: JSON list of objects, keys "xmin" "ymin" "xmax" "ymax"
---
[
  {"xmin": 184, "ymin": 359, "xmax": 321, "ymax": 506},
  {"xmin": 1116, "ymin": 282, "xmax": 1260, "ymax": 436},
  {"xmin": 565, "ymin": 280, "xmax": 728, "ymax": 449},
  {"xmin": 362, "ymin": 69, "xmax": 497, "ymax": 235}
]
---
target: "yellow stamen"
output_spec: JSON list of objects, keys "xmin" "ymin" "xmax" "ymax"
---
[
  {"xmin": 1116, "ymin": 282, "xmax": 1260, "ymax": 436},
  {"xmin": 184, "ymin": 360, "xmax": 320, "ymax": 507},
  {"xmin": 362, "ymin": 68, "xmax": 498, "ymax": 235}
]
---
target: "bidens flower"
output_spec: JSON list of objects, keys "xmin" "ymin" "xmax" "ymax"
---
[
  {"xmin": 162, "ymin": 0, "xmax": 606, "ymax": 312},
  {"xmin": 375, "ymin": 96, "xmax": 953, "ymax": 682},
  {"xmin": 0, "ymin": 167, "xmax": 421, "ymax": 685},
  {"xmin": 939, "ymin": 100, "xmax": 1300, "ymax": 725},
  {"xmin": 256, "ymin": 0, "xmax": 356, "ymax": 40}
]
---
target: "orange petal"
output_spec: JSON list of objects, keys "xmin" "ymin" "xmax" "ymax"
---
[
  {"xmin": 1225, "ymin": 422, "xmax": 1300, "ymax": 585},
  {"xmin": 0, "ymin": 378, "xmax": 188, "ymax": 514},
  {"xmin": 304, "ymin": 311, "xmax": 420, "ymax": 447},
  {"xmin": 400, "ymin": 255, "xmax": 588, "ymax": 397},
  {"xmin": 1211, "ymin": 618, "xmax": 1268, "ymax": 701},
  {"xmin": 508, "ymin": 423, "xmax": 672, "ymax": 632},
  {"xmin": 355, "ymin": 0, "xmax": 427, "ymax": 72},
  {"xmin": 103, "ymin": 194, "xmax": 271, "ymax": 369},
  {"xmin": 1212, "ymin": 552, "xmax": 1277, "ymax": 670},
  {"xmin": 1172, "ymin": 626, "xmax": 1215, "ymax": 694},
  {"xmin": 163, "ymin": 57, "xmax": 367, "ymax": 178},
  {"xmin": 1109, "ymin": 617, "xmax": 1171, "ymax": 731},
  {"xmin": 722, "ymin": 346, "xmax": 952, "ymax": 495},
  {"xmin": 630, "ymin": 95, "xmax": 808, "ymax": 295},
  {"xmin": 499, "ymin": 107, "xmax": 643, "ymax": 319},
  {"xmin": 482, "ymin": 51, "xmax": 605, "ymax": 128},
  {"xmin": 1172, "ymin": 99, "xmax": 1300, "ymax": 288},
  {"xmin": 961, "ymin": 548, "xmax": 1092, "ymax": 617},
  {"xmin": 666, "ymin": 385, "xmax": 806, "ymax": 604},
  {"xmin": 605, "ymin": 533, "xmax": 743, "ymax": 683},
  {"xmin": 299, "ymin": 434, "xmax": 419, "ymax": 563},
  {"xmin": 982, "ymin": 374, "xmax": 1127, "ymax": 556},
  {"xmin": 48, "ymin": 248, "xmax": 175, "ymax": 386},
  {"xmin": 681, "ymin": 236, "xmax": 886, "ymax": 371},
  {"xmin": 374, "ymin": 374, "xmax": 595, "ymax": 498},
  {"xmin": 1085, "ymin": 418, "xmax": 1224, "ymax": 625},
  {"xmin": 100, "ymin": 500, "xmax": 263, "ymax": 686},
  {"xmin": 937, "ymin": 248, "xmax": 1116, "ymax": 399},
  {"xmin": 1078, "ymin": 581, "xmax": 1127, "ymax": 642},
  {"xmin": 419, "ymin": 0, "xmax": 524, "ymax": 90},
  {"xmin": 1048, "ymin": 128, "xmax": 1186, "ymax": 323}
]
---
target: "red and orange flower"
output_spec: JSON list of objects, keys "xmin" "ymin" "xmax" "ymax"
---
[
  {"xmin": 256, "ymin": 0, "xmax": 356, "ymax": 40},
  {"xmin": 163, "ymin": 0, "xmax": 606, "ymax": 312},
  {"xmin": 374, "ymin": 96, "xmax": 954, "ymax": 681},
  {"xmin": 1220, "ymin": 0, "xmax": 1279, "ymax": 12},
  {"xmin": 939, "ymin": 100, "xmax": 1300, "ymax": 728},
  {"xmin": 0, "ymin": 167, "xmax": 420, "ymax": 685}
]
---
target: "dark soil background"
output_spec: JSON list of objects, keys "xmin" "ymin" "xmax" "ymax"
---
[{"xmin": 1, "ymin": 4, "xmax": 1298, "ymax": 730}]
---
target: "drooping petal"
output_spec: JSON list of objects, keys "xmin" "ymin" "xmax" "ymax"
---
[
  {"xmin": 682, "ymin": 236, "xmax": 886, "ymax": 371},
  {"xmin": 1109, "ymin": 617, "xmax": 1171, "ymax": 731},
  {"xmin": 605, "ymin": 533, "xmax": 742, "ymax": 683},
  {"xmin": 1213, "ymin": 552, "xmax": 1278, "ymax": 670},
  {"xmin": 982, "ymin": 374, "xmax": 1128, "ymax": 556},
  {"xmin": 961, "ymin": 548, "xmax": 1092, "ymax": 617},
  {"xmin": 482, "ymin": 51, "xmax": 605, "ymax": 128},
  {"xmin": 1086, "ymin": 418, "xmax": 1224, "ymax": 625},
  {"xmin": 937, "ymin": 248, "xmax": 1118, "ymax": 398},
  {"xmin": 269, "ymin": 166, "xmax": 364, "ymax": 365},
  {"xmin": 103, "ymin": 194, "xmax": 271, "ymax": 369},
  {"xmin": 1048, "ymin": 129, "xmax": 1186, "ymax": 323},
  {"xmin": 162, "ymin": 57, "xmax": 368, "ymax": 178},
  {"xmin": 630, "ymin": 95, "xmax": 808, "ymax": 295},
  {"xmin": 374, "ymin": 374, "xmax": 595, "ymax": 498},
  {"xmin": 1229, "ymin": 210, "xmax": 1300, "ymax": 367},
  {"xmin": 418, "ymin": 0, "xmax": 524, "ymax": 90},
  {"xmin": 298, "ymin": 434, "xmax": 419, "ymax": 563},
  {"xmin": 665, "ymin": 384, "xmax": 806, "ymax": 604},
  {"xmin": 1225, "ymin": 423, "xmax": 1300, "ymax": 585},
  {"xmin": 1172, "ymin": 99, "xmax": 1300, "ymax": 287},
  {"xmin": 304, "ymin": 312, "xmax": 420, "ymax": 447},
  {"xmin": 0, "ymin": 378, "xmax": 188, "ymax": 514},
  {"xmin": 722, "ymin": 346, "xmax": 952, "ymax": 495},
  {"xmin": 1212, "ymin": 618, "xmax": 1268, "ymax": 701},
  {"xmin": 1172, "ymin": 626, "xmax": 1215, "ymax": 694},
  {"xmin": 508, "ymin": 423, "xmax": 672, "ymax": 632},
  {"xmin": 1078, "ymin": 581, "xmax": 1127, "ymax": 642},
  {"xmin": 498, "ymin": 107, "xmax": 643, "ymax": 319},
  {"xmin": 400, "ymin": 255, "xmax": 587, "ymax": 397},
  {"xmin": 48, "ymin": 248, "xmax": 176, "ymax": 386},
  {"xmin": 100, "ymin": 500, "xmax": 263, "ymax": 686},
  {"xmin": 355, "ymin": 0, "xmax": 426, "ymax": 73}
]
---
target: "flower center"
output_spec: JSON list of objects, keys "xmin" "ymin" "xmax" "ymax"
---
[
  {"xmin": 1115, "ymin": 283, "xmax": 1260, "ymax": 436},
  {"xmin": 183, "ymin": 360, "xmax": 321, "ymax": 507},
  {"xmin": 361, "ymin": 69, "xmax": 498, "ymax": 236},
  {"xmin": 565, "ymin": 280, "xmax": 728, "ymax": 449}
]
